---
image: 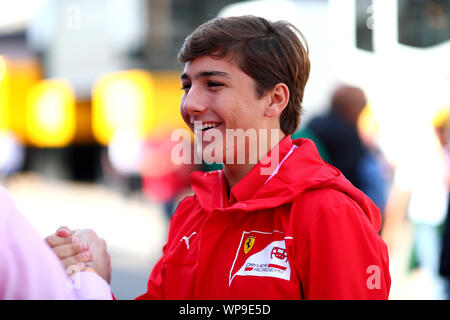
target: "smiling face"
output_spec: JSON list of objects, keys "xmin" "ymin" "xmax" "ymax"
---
[
  {"xmin": 180, "ymin": 55, "xmax": 269, "ymax": 134},
  {"xmin": 180, "ymin": 55, "xmax": 277, "ymax": 164}
]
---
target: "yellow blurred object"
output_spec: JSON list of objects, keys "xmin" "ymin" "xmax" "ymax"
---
[
  {"xmin": 73, "ymin": 99, "xmax": 94, "ymax": 144},
  {"xmin": 432, "ymin": 104, "xmax": 450, "ymax": 129},
  {"xmin": 149, "ymin": 71, "xmax": 189, "ymax": 139},
  {"xmin": 0, "ymin": 56, "xmax": 10, "ymax": 130},
  {"xmin": 92, "ymin": 70, "xmax": 155, "ymax": 145},
  {"xmin": 5, "ymin": 57, "xmax": 42, "ymax": 143},
  {"xmin": 26, "ymin": 79, "xmax": 76, "ymax": 147},
  {"xmin": 357, "ymin": 102, "xmax": 379, "ymax": 137}
]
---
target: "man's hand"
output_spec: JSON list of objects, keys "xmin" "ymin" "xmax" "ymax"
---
[
  {"xmin": 74, "ymin": 229, "xmax": 112, "ymax": 284},
  {"xmin": 46, "ymin": 227, "xmax": 112, "ymax": 284}
]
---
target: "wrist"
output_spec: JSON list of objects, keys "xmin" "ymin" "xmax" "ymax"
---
[
  {"xmin": 84, "ymin": 266, "xmax": 98, "ymax": 275},
  {"xmin": 66, "ymin": 263, "xmax": 85, "ymax": 276}
]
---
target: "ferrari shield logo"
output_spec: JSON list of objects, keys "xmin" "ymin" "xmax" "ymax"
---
[
  {"xmin": 244, "ymin": 236, "xmax": 255, "ymax": 254},
  {"xmin": 229, "ymin": 230, "xmax": 291, "ymax": 286}
]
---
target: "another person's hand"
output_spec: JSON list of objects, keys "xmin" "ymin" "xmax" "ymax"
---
[
  {"xmin": 45, "ymin": 226, "xmax": 92, "ymax": 269},
  {"xmin": 46, "ymin": 227, "xmax": 112, "ymax": 283}
]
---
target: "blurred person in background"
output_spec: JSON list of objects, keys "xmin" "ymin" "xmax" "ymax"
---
[
  {"xmin": 382, "ymin": 105, "xmax": 450, "ymax": 300},
  {"xmin": 45, "ymin": 16, "xmax": 390, "ymax": 300},
  {"xmin": 306, "ymin": 85, "xmax": 388, "ymax": 216},
  {"xmin": 0, "ymin": 187, "xmax": 111, "ymax": 300},
  {"xmin": 140, "ymin": 132, "xmax": 197, "ymax": 219}
]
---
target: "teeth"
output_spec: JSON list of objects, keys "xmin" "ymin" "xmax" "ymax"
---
[
  {"xmin": 192, "ymin": 121, "xmax": 221, "ymax": 131},
  {"xmin": 201, "ymin": 122, "xmax": 220, "ymax": 130}
]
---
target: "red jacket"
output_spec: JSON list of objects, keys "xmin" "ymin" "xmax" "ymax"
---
[{"xmin": 137, "ymin": 137, "xmax": 391, "ymax": 300}]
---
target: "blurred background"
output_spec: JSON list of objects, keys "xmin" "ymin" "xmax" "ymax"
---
[{"xmin": 0, "ymin": 0, "xmax": 449, "ymax": 299}]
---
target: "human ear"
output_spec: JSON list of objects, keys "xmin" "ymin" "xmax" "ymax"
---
[{"xmin": 265, "ymin": 83, "xmax": 289, "ymax": 118}]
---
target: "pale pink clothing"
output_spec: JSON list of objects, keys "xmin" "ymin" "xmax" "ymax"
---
[{"xmin": 0, "ymin": 187, "xmax": 112, "ymax": 300}]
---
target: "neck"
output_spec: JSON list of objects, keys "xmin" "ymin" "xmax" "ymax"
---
[{"xmin": 223, "ymin": 129, "xmax": 286, "ymax": 188}]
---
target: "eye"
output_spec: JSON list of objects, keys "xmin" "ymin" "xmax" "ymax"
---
[
  {"xmin": 208, "ymin": 81, "xmax": 224, "ymax": 88},
  {"xmin": 181, "ymin": 83, "xmax": 191, "ymax": 91}
]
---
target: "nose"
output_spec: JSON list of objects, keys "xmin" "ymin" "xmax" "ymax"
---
[{"xmin": 181, "ymin": 85, "xmax": 207, "ymax": 117}]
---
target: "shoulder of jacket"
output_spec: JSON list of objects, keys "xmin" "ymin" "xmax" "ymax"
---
[
  {"xmin": 171, "ymin": 194, "xmax": 197, "ymax": 217},
  {"xmin": 294, "ymin": 187, "xmax": 353, "ymax": 208},
  {"xmin": 290, "ymin": 187, "xmax": 358, "ymax": 233},
  {"xmin": 170, "ymin": 194, "xmax": 209, "ymax": 229}
]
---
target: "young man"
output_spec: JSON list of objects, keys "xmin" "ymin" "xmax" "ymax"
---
[{"xmin": 47, "ymin": 16, "xmax": 390, "ymax": 299}]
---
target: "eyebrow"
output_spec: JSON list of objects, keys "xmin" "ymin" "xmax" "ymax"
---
[{"xmin": 180, "ymin": 71, "xmax": 230, "ymax": 81}]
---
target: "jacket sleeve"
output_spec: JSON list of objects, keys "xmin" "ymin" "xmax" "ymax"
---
[
  {"xmin": 135, "ymin": 247, "xmax": 166, "ymax": 300},
  {"xmin": 293, "ymin": 191, "xmax": 391, "ymax": 300}
]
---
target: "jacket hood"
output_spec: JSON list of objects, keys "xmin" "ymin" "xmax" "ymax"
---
[{"xmin": 190, "ymin": 138, "xmax": 381, "ymax": 231}]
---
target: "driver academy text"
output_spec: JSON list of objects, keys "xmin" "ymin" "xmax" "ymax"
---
[{"xmin": 179, "ymin": 304, "xmax": 271, "ymax": 317}]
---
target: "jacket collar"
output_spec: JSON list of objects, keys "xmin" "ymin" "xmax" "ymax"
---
[{"xmin": 229, "ymin": 135, "xmax": 295, "ymax": 204}]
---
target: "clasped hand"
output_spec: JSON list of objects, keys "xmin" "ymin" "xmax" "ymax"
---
[{"xmin": 45, "ymin": 227, "xmax": 111, "ymax": 284}]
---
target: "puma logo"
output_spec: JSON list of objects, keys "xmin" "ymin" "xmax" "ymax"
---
[{"xmin": 180, "ymin": 232, "xmax": 197, "ymax": 250}]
